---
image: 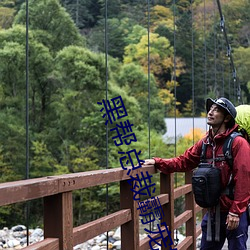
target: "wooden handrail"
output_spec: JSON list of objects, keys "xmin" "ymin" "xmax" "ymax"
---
[{"xmin": 0, "ymin": 165, "xmax": 203, "ymax": 249}]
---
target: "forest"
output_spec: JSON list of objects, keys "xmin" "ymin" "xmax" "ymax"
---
[{"xmin": 0, "ymin": 0, "xmax": 249, "ymax": 227}]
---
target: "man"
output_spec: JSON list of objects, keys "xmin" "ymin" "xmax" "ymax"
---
[{"xmin": 143, "ymin": 97, "xmax": 250, "ymax": 250}]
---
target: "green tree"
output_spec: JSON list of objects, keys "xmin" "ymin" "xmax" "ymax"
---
[
  {"xmin": 116, "ymin": 63, "xmax": 166, "ymax": 132},
  {"xmin": 61, "ymin": 0, "xmax": 101, "ymax": 29},
  {"xmin": 0, "ymin": 7, "xmax": 15, "ymax": 29},
  {"xmin": 234, "ymin": 46, "xmax": 250, "ymax": 102},
  {"xmin": 14, "ymin": 0, "xmax": 84, "ymax": 52}
]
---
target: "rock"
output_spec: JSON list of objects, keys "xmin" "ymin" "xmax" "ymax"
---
[
  {"xmin": 108, "ymin": 237, "xmax": 116, "ymax": 243},
  {"xmin": 20, "ymin": 237, "xmax": 27, "ymax": 245},
  {"xmin": 95, "ymin": 234, "xmax": 106, "ymax": 243},
  {"xmin": 11, "ymin": 226, "xmax": 26, "ymax": 232},
  {"xmin": 113, "ymin": 227, "xmax": 120, "ymax": 240},
  {"xmin": 15, "ymin": 245, "xmax": 23, "ymax": 249},
  {"xmin": 113, "ymin": 240, "xmax": 121, "ymax": 249},
  {"xmin": 0, "ymin": 230, "xmax": 7, "ymax": 238},
  {"xmin": 30, "ymin": 228, "xmax": 43, "ymax": 238},
  {"xmin": 92, "ymin": 245, "xmax": 101, "ymax": 250},
  {"xmin": 87, "ymin": 238, "xmax": 94, "ymax": 245},
  {"xmin": 107, "ymin": 231, "xmax": 114, "ymax": 237},
  {"xmin": 7, "ymin": 239, "xmax": 20, "ymax": 247},
  {"xmin": 100, "ymin": 240, "xmax": 108, "ymax": 246},
  {"xmin": 12, "ymin": 231, "xmax": 25, "ymax": 238},
  {"xmin": 0, "ymin": 225, "xmax": 185, "ymax": 250}
]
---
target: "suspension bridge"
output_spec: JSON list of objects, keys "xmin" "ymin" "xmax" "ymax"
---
[
  {"xmin": 1, "ymin": 165, "xmax": 249, "ymax": 249},
  {"xmin": 0, "ymin": 0, "xmax": 249, "ymax": 249},
  {"xmin": 0, "ymin": 165, "xmax": 203, "ymax": 249}
]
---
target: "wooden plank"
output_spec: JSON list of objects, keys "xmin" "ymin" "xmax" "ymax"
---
[
  {"xmin": 22, "ymin": 238, "xmax": 59, "ymax": 250},
  {"xmin": 0, "ymin": 165, "xmax": 156, "ymax": 206},
  {"xmin": 139, "ymin": 232, "xmax": 162, "ymax": 250},
  {"xmin": 174, "ymin": 210, "xmax": 192, "ymax": 229},
  {"xmin": 196, "ymin": 226, "xmax": 202, "ymax": 238},
  {"xmin": 120, "ymin": 179, "xmax": 140, "ymax": 250},
  {"xmin": 44, "ymin": 192, "xmax": 73, "ymax": 250},
  {"xmin": 0, "ymin": 177, "xmax": 59, "ymax": 206},
  {"xmin": 195, "ymin": 204, "xmax": 203, "ymax": 213},
  {"xmin": 176, "ymin": 236, "xmax": 193, "ymax": 250},
  {"xmin": 161, "ymin": 173, "xmax": 174, "ymax": 250},
  {"xmin": 155, "ymin": 193, "xmax": 169, "ymax": 205},
  {"xmin": 185, "ymin": 172, "xmax": 196, "ymax": 250},
  {"xmin": 73, "ymin": 209, "xmax": 131, "ymax": 245},
  {"xmin": 139, "ymin": 193, "xmax": 169, "ymax": 206},
  {"xmin": 58, "ymin": 165, "xmax": 156, "ymax": 192},
  {"xmin": 174, "ymin": 184, "xmax": 192, "ymax": 199},
  {"xmin": 139, "ymin": 225, "xmax": 171, "ymax": 250}
]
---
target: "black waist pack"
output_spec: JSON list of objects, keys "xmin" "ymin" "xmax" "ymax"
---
[{"xmin": 192, "ymin": 163, "xmax": 221, "ymax": 208}]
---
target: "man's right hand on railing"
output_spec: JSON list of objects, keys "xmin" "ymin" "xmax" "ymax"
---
[{"xmin": 142, "ymin": 159, "xmax": 155, "ymax": 165}]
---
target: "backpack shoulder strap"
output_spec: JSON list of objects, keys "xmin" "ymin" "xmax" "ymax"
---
[
  {"xmin": 223, "ymin": 132, "xmax": 242, "ymax": 169},
  {"xmin": 200, "ymin": 141, "xmax": 208, "ymax": 162}
]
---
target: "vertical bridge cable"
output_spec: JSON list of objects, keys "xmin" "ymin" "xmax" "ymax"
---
[
  {"xmin": 213, "ymin": 0, "xmax": 217, "ymax": 95},
  {"xmin": 215, "ymin": 0, "xmax": 242, "ymax": 104},
  {"xmin": 191, "ymin": 0, "xmax": 195, "ymax": 145},
  {"xmin": 204, "ymin": 0, "xmax": 207, "ymax": 98},
  {"xmin": 104, "ymin": 0, "xmax": 109, "ymax": 247},
  {"xmin": 76, "ymin": 0, "xmax": 79, "ymax": 27},
  {"xmin": 25, "ymin": 0, "xmax": 30, "ymax": 246},
  {"xmin": 173, "ymin": 0, "xmax": 177, "ymax": 159},
  {"xmin": 218, "ymin": 16, "xmax": 225, "ymax": 96},
  {"xmin": 147, "ymin": 0, "xmax": 151, "ymax": 169},
  {"xmin": 147, "ymin": 0, "xmax": 152, "ymax": 232},
  {"xmin": 172, "ymin": 0, "xmax": 177, "ymax": 193},
  {"xmin": 172, "ymin": 0, "xmax": 179, "ymax": 245}
]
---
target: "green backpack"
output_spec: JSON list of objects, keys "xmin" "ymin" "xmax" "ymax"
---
[{"xmin": 235, "ymin": 105, "xmax": 250, "ymax": 142}]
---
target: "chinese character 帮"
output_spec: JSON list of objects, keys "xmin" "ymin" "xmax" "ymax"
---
[{"xmin": 110, "ymin": 120, "xmax": 137, "ymax": 146}]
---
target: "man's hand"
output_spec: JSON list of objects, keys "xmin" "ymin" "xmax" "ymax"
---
[
  {"xmin": 226, "ymin": 213, "xmax": 240, "ymax": 230},
  {"xmin": 142, "ymin": 159, "xmax": 155, "ymax": 165}
]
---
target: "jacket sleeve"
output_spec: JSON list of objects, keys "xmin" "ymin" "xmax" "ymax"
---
[
  {"xmin": 153, "ymin": 140, "xmax": 203, "ymax": 174},
  {"xmin": 229, "ymin": 136, "xmax": 250, "ymax": 215}
]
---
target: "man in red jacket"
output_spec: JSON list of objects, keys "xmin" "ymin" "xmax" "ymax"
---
[{"xmin": 143, "ymin": 97, "xmax": 250, "ymax": 250}]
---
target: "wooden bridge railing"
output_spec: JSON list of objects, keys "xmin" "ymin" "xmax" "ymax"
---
[{"xmin": 0, "ymin": 165, "xmax": 204, "ymax": 250}]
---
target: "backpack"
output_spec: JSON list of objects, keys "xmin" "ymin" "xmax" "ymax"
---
[
  {"xmin": 235, "ymin": 105, "xmax": 250, "ymax": 142},
  {"xmin": 192, "ymin": 131, "xmax": 241, "ymax": 208}
]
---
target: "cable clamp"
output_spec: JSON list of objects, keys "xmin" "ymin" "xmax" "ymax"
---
[{"xmin": 220, "ymin": 15, "xmax": 225, "ymax": 32}]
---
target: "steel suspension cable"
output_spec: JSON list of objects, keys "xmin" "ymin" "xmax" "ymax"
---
[
  {"xmin": 147, "ymin": 0, "xmax": 154, "ymax": 233},
  {"xmin": 25, "ymin": 0, "xmax": 30, "ymax": 245},
  {"xmin": 218, "ymin": 34, "xmax": 225, "ymax": 96},
  {"xmin": 216, "ymin": 0, "xmax": 242, "ymax": 104},
  {"xmin": 104, "ymin": 0, "xmax": 109, "ymax": 247},
  {"xmin": 172, "ymin": 0, "xmax": 179, "ymax": 245},
  {"xmin": 173, "ymin": 1, "xmax": 177, "ymax": 158},
  {"xmin": 203, "ymin": 0, "xmax": 207, "ymax": 97},
  {"xmin": 191, "ymin": 0, "xmax": 195, "ymax": 145},
  {"xmin": 147, "ymin": 0, "xmax": 151, "ymax": 170},
  {"xmin": 146, "ymin": 0, "xmax": 152, "ymax": 232},
  {"xmin": 213, "ymin": 0, "xmax": 217, "ymax": 94}
]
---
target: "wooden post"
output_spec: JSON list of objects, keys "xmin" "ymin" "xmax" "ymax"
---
[
  {"xmin": 160, "ymin": 173, "xmax": 174, "ymax": 250},
  {"xmin": 44, "ymin": 192, "xmax": 73, "ymax": 250},
  {"xmin": 120, "ymin": 179, "xmax": 139, "ymax": 250},
  {"xmin": 185, "ymin": 171, "xmax": 196, "ymax": 250}
]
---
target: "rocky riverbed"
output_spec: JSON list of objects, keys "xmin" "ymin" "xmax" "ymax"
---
[
  {"xmin": 0, "ymin": 226, "xmax": 126, "ymax": 249},
  {"xmin": 0, "ymin": 225, "xmax": 189, "ymax": 250}
]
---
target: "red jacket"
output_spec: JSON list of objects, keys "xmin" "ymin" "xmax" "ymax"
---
[{"xmin": 154, "ymin": 124, "xmax": 250, "ymax": 216}]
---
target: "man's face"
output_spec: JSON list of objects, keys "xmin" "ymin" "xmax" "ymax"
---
[{"xmin": 207, "ymin": 104, "xmax": 226, "ymax": 127}]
